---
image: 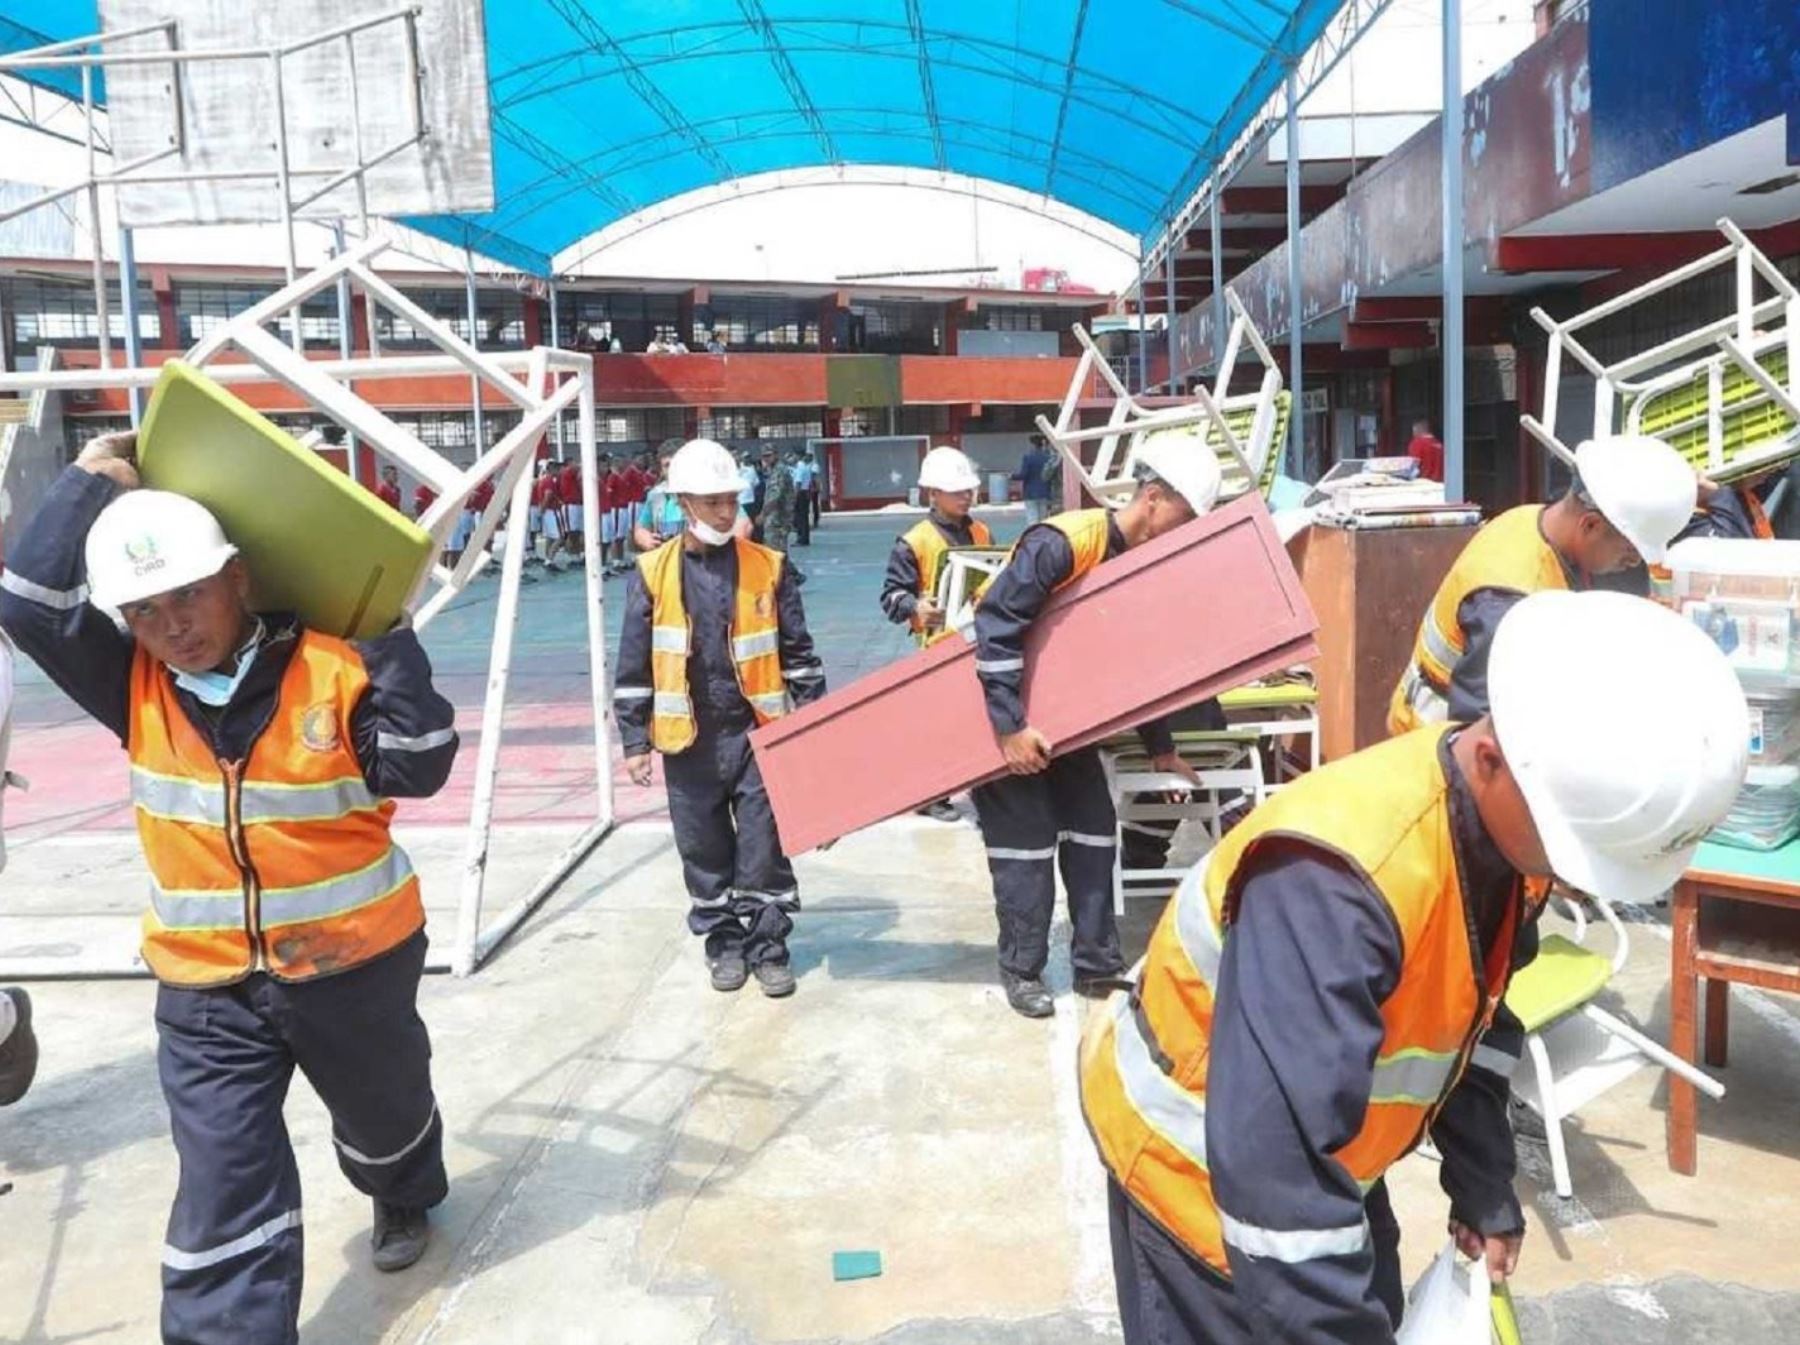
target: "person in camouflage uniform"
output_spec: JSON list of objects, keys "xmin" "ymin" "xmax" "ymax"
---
[{"xmin": 759, "ymin": 445, "xmax": 798, "ymax": 554}]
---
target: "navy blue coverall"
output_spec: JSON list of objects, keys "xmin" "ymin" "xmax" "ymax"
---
[
  {"xmin": 0, "ymin": 466, "xmax": 460, "ymax": 1345},
  {"xmin": 614, "ymin": 542, "xmax": 825, "ymax": 966},
  {"xmin": 1110, "ymin": 731, "xmax": 1533, "ymax": 1343},
  {"xmin": 971, "ymin": 517, "xmax": 1177, "ymax": 982}
]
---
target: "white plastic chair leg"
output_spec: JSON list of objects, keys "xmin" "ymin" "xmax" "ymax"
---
[
  {"xmin": 1526, "ymin": 1032, "xmax": 1574, "ymax": 1199},
  {"xmin": 1583, "ymin": 1004, "xmax": 1727, "ymax": 1099}
]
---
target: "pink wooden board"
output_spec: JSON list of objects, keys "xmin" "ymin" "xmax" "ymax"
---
[{"xmin": 752, "ymin": 493, "xmax": 1319, "ymax": 854}]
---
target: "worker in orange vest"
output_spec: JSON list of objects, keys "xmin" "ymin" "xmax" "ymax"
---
[
  {"xmin": 613, "ymin": 439, "xmax": 826, "ymax": 998},
  {"xmin": 1389, "ymin": 435, "xmax": 1702, "ymax": 735},
  {"xmin": 971, "ymin": 432, "xmax": 1222, "ymax": 1018},
  {"xmin": 0, "ymin": 432, "xmax": 460, "ymax": 1343},
  {"xmin": 880, "ymin": 445, "xmax": 995, "ymax": 823},
  {"xmin": 881, "ymin": 445, "xmax": 995, "ymax": 648},
  {"xmin": 1675, "ymin": 464, "xmax": 1784, "ymax": 541},
  {"xmin": 1082, "ymin": 590, "xmax": 1748, "ymax": 1343}
]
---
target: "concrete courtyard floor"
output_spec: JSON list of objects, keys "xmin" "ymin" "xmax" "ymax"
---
[{"xmin": 2, "ymin": 510, "xmax": 1798, "ymax": 1342}]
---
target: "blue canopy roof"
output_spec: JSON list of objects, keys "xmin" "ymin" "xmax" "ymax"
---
[{"xmin": 1, "ymin": 1, "xmax": 1348, "ymax": 275}]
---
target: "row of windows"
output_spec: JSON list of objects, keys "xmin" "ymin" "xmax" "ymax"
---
[{"xmin": 11, "ymin": 275, "xmax": 1075, "ymax": 358}]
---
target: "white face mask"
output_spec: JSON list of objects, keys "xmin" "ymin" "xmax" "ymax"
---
[{"xmin": 687, "ymin": 517, "xmax": 734, "ymax": 548}]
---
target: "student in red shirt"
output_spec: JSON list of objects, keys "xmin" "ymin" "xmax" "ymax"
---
[
  {"xmin": 599, "ymin": 456, "xmax": 627, "ymax": 575},
  {"xmin": 558, "ymin": 457, "xmax": 583, "ymax": 554},
  {"xmin": 531, "ymin": 463, "xmax": 564, "ymax": 565},
  {"xmin": 374, "ymin": 464, "xmax": 402, "ymax": 512},
  {"xmin": 413, "ymin": 483, "xmax": 437, "ymax": 520},
  {"xmin": 1407, "ymin": 418, "xmax": 1445, "ymax": 483}
]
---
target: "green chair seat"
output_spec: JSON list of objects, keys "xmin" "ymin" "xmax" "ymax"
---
[
  {"xmin": 1626, "ymin": 347, "xmax": 1798, "ymax": 480},
  {"xmin": 1219, "ymin": 682, "xmax": 1318, "ymax": 710},
  {"xmin": 1503, "ymin": 933, "xmax": 1614, "ymax": 1034},
  {"xmin": 1204, "ymin": 389, "xmax": 1293, "ymax": 499}
]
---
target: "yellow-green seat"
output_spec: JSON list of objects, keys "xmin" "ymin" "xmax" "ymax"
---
[
  {"xmin": 1626, "ymin": 346, "xmax": 1798, "ymax": 480},
  {"xmin": 1204, "ymin": 389, "xmax": 1292, "ymax": 498},
  {"xmin": 1502, "ymin": 933, "xmax": 1614, "ymax": 1035},
  {"xmin": 1219, "ymin": 681, "xmax": 1317, "ymax": 711}
]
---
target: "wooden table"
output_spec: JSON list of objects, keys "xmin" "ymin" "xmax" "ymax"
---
[{"xmin": 1668, "ymin": 837, "xmax": 1800, "ymax": 1175}]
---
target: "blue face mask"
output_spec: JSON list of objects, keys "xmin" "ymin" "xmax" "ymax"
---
[{"xmin": 172, "ymin": 620, "xmax": 263, "ymax": 707}]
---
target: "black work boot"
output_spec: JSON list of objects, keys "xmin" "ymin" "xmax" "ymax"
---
[
  {"xmin": 709, "ymin": 949, "xmax": 749, "ymax": 993},
  {"xmin": 915, "ymin": 798, "xmax": 962, "ymax": 823},
  {"xmin": 0, "ymin": 987, "xmax": 37, "ymax": 1107},
  {"xmin": 753, "ymin": 961, "xmax": 796, "ymax": 998},
  {"xmin": 1000, "ymin": 972, "xmax": 1054, "ymax": 1019},
  {"xmin": 371, "ymin": 1201, "xmax": 430, "ymax": 1273}
]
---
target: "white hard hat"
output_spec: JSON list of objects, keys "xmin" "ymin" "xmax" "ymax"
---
[
  {"xmin": 1489, "ymin": 589, "xmax": 1748, "ymax": 904},
  {"xmin": 666, "ymin": 438, "xmax": 743, "ymax": 496},
  {"xmin": 85, "ymin": 489, "xmax": 239, "ymax": 611},
  {"xmin": 1133, "ymin": 427, "xmax": 1223, "ymax": 516},
  {"xmin": 1574, "ymin": 435, "xmax": 1697, "ymax": 567},
  {"xmin": 918, "ymin": 445, "xmax": 982, "ymax": 493}
]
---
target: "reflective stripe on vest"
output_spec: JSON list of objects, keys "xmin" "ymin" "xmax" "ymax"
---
[
  {"xmin": 132, "ymin": 766, "xmax": 381, "ymax": 826},
  {"xmin": 1080, "ymin": 727, "xmax": 1519, "ymax": 1275},
  {"xmin": 1389, "ymin": 506, "xmax": 1568, "ymax": 737},
  {"xmin": 128, "ymin": 632, "xmax": 425, "ymax": 987},
  {"xmin": 153, "ymin": 845, "xmax": 414, "ymax": 932},
  {"xmin": 639, "ymin": 537, "xmax": 789, "ymax": 753},
  {"xmin": 903, "ymin": 517, "xmax": 993, "ymax": 646}
]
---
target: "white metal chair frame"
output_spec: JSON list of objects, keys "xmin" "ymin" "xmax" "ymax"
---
[
  {"xmin": 1035, "ymin": 290, "xmax": 1285, "ymax": 507},
  {"xmin": 935, "ymin": 546, "xmax": 1011, "ymax": 638},
  {"xmin": 1103, "ymin": 735, "xmax": 1268, "ymax": 916},
  {"xmin": 1520, "ymin": 218, "xmax": 1800, "ymax": 482},
  {"xmin": 0, "ymin": 239, "xmax": 615, "ymax": 979},
  {"xmin": 1513, "ymin": 888, "xmax": 1726, "ymax": 1199}
]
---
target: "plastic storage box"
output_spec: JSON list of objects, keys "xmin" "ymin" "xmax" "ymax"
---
[{"xmin": 1665, "ymin": 538, "xmax": 1800, "ymax": 688}]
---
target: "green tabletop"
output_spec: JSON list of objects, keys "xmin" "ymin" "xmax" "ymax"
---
[{"xmin": 1689, "ymin": 836, "xmax": 1800, "ymax": 886}]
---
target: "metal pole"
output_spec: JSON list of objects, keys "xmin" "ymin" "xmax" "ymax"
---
[
  {"xmin": 117, "ymin": 223, "xmax": 144, "ymax": 425},
  {"xmin": 81, "ymin": 64, "xmax": 110, "ymax": 371},
  {"xmin": 1135, "ymin": 259, "xmax": 1147, "ymax": 394},
  {"xmin": 451, "ymin": 351, "xmax": 545, "ymax": 976},
  {"xmin": 465, "ymin": 246, "xmax": 485, "ymax": 457},
  {"xmin": 269, "ymin": 52, "xmax": 303, "ymax": 354},
  {"xmin": 1210, "ymin": 169, "xmax": 1225, "ymax": 379},
  {"xmin": 1285, "ymin": 66, "xmax": 1304, "ymax": 478},
  {"xmin": 1163, "ymin": 242, "xmax": 1176, "ymax": 392},
  {"xmin": 1441, "ymin": 0, "xmax": 1466, "ymax": 502},
  {"xmin": 577, "ymin": 360, "xmax": 611, "ymax": 829},
  {"xmin": 549, "ymin": 278, "xmax": 565, "ymax": 458},
  {"xmin": 333, "ymin": 221, "xmax": 360, "ymax": 485}
]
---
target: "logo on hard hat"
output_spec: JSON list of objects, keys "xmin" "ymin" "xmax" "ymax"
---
[
  {"xmin": 299, "ymin": 704, "xmax": 340, "ymax": 753},
  {"xmin": 124, "ymin": 534, "xmax": 166, "ymax": 579}
]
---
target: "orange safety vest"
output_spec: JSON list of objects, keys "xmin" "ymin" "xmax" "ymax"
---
[
  {"xmin": 1742, "ymin": 486, "xmax": 1777, "ymax": 540},
  {"xmin": 903, "ymin": 515, "xmax": 994, "ymax": 646},
  {"xmin": 642, "ymin": 536, "xmax": 788, "ymax": 753},
  {"xmin": 1079, "ymin": 727, "xmax": 1531, "ymax": 1274},
  {"xmin": 1388, "ymin": 505, "xmax": 1569, "ymax": 735},
  {"xmin": 129, "ymin": 632, "xmax": 423, "ymax": 988},
  {"xmin": 972, "ymin": 507, "xmax": 1114, "ymax": 612}
]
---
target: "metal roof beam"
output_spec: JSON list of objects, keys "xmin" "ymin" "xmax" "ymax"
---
[
  {"xmin": 1043, "ymin": 0, "xmax": 1090, "ymax": 198},
  {"xmin": 1155, "ymin": 0, "xmax": 1277, "ymax": 48},
  {"xmin": 489, "ymin": 110, "xmax": 638, "ymax": 223},
  {"xmin": 545, "ymin": 0, "xmax": 734, "ymax": 179},
  {"xmin": 1148, "ymin": 0, "xmax": 1394, "ymax": 264},
  {"xmin": 494, "ymin": 21, "xmax": 1211, "ymax": 142},
  {"xmin": 902, "ymin": 0, "xmax": 945, "ymax": 171},
  {"xmin": 734, "ymin": 0, "xmax": 835, "ymax": 161}
]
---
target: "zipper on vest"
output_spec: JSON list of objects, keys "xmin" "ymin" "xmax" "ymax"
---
[{"xmin": 220, "ymin": 760, "xmax": 265, "ymax": 972}]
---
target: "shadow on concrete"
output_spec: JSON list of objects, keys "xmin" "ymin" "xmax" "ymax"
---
[
  {"xmin": 788, "ymin": 897, "xmax": 998, "ymax": 986},
  {"xmin": 301, "ymin": 1031, "xmax": 835, "ymax": 1343}
]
